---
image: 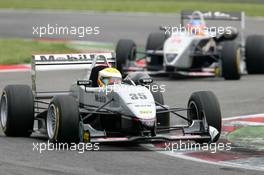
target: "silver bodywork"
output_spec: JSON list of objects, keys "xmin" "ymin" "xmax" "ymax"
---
[
  {"xmin": 163, "ymin": 33, "xmax": 216, "ymax": 68},
  {"xmin": 70, "ymin": 84, "xmax": 156, "ymax": 122}
]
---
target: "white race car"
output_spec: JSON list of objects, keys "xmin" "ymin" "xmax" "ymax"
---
[
  {"xmin": 0, "ymin": 52, "xmax": 221, "ymax": 143},
  {"xmin": 116, "ymin": 11, "xmax": 264, "ymax": 80}
]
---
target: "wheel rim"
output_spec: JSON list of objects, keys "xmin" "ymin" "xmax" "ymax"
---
[
  {"xmin": 129, "ymin": 46, "xmax": 136, "ymax": 61},
  {"xmin": 188, "ymin": 101, "xmax": 208, "ymax": 131},
  {"xmin": 47, "ymin": 104, "xmax": 58, "ymax": 139},
  {"xmin": 201, "ymin": 112, "xmax": 209, "ymax": 131},
  {"xmin": 236, "ymin": 48, "xmax": 241, "ymax": 74},
  {"xmin": 0, "ymin": 93, "xmax": 8, "ymax": 129},
  {"xmin": 188, "ymin": 101, "xmax": 199, "ymax": 121}
]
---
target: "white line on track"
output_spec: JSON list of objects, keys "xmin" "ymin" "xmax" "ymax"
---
[{"xmin": 223, "ymin": 113, "xmax": 264, "ymax": 121}]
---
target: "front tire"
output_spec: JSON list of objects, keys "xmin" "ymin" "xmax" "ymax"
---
[
  {"xmin": 0, "ymin": 85, "xmax": 34, "ymax": 137},
  {"xmin": 47, "ymin": 95, "xmax": 80, "ymax": 143},
  {"xmin": 187, "ymin": 91, "xmax": 222, "ymax": 143},
  {"xmin": 221, "ymin": 41, "xmax": 241, "ymax": 80}
]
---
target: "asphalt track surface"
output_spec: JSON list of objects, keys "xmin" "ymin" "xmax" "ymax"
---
[
  {"xmin": 1, "ymin": 9, "xmax": 264, "ymax": 45},
  {"xmin": 0, "ymin": 10, "xmax": 264, "ymax": 175}
]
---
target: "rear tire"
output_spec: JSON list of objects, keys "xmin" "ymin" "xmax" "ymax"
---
[
  {"xmin": 146, "ymin": 32, "xmax": 166, "ymax": 71},
  {"xmin": 221, "ymin": 41, "xmax": 241, "ymax": 80},
  {"xmin": 116, "ymin": 39, "xmax": 137, "ymax": 75},
  {"xmin": 0, "ymin": 85, "xmax": 34, "ymax": 137},
  {"xmin": 246, "ymin": 35, "xmax": 264, "ymax": 74},
  {"xmin": 187, "ymin": 91, "xmax": 222, "ymax": 143},
  {"xmin": 47, "ymin": 95, "xmax": 80, "ymax": 143}
]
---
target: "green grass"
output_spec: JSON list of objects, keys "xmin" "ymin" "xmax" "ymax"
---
[
  {"xmin": 0, "ymin": 0, "xmax": 264, "ymax": 16},
  {"xmin": 228, "ymin": 126, "xmax": 264, "ymax": 150},
  {"xmin": 0, "ymin": 39, "xmax": 79, "ymax": 65},
  {"xmin": 68, "ymin": 41, "xmax": 114, "ymax": 51}
]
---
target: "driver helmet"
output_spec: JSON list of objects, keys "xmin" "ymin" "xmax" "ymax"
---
[
  {"xmin": 191, "ymin": 19, "xmax": 203, "ymax": 27},
  {"xmin": 187, "ymin": 19, "xmax": 206, "ymax": 36},
  {"xmin": 98, "ymin": 67, "xmax": 122, "ymax": 87}
]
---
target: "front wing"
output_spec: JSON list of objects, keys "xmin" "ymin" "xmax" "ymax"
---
[{"xmin": 90, "ymin": 134, "xmax": 210, "ymax": 143}]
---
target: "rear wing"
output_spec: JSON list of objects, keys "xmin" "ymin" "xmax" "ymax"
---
[
  {"xmin": 181, "ymin": 11, "xmax": 244, "ymax": 23},
  {"xmin": 180, "ymin": 10, "xmax": 245, "ymax": 46},
  {"xmin": 31, "ymin": 52, "xmax": 115, "ymax": 96}
]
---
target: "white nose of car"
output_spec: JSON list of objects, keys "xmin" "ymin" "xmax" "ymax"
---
[{"xmin": 113, "ymin": 84, "xmax": 156, "ymax": 121}]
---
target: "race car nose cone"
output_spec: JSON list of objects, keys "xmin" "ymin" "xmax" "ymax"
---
[{"xmin": 140, "ymin": 118, "xmax": 156, "ymax": 128}]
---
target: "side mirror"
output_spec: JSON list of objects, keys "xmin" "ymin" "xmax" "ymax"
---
[
  {"xmin": 138, "ymin": 78, "xmax": 153, "ymax": 85},
  {"xmin": 159, "ymin": 26, "xmax": 167, "ymax": 31},
  {"xmin": 77, "ymin": 80, "xmax": 92, "ymax": 87}
]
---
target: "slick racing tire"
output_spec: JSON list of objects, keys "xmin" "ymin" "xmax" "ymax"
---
[
  {"xmin": 116, "ymin": 39, "xmax": 137, "ymax": 75},
  {"xmin": 221, "ymin": 41, "xmax": 241, "ymax": 80},
  {"xmin": 146, "ymin": 32, "xmax": 166, "ymax": 71},
  {"xmin": 245, "ymin": 35, "xmax": 264, "ymax": 74},
  {"xmin": 0, "ymin": 85, "xmax": 34, "ymax": 137},
  {"xmin": 47, "ymin": 95, "xmax": 80, "ymax": 143},
  {"xmin": 187, "ymin": 91, "xmax": 222, "ymax": 143},
  {"xmin": 149, "ymin": 83, "xmax": 170, "ymax": 128}
]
